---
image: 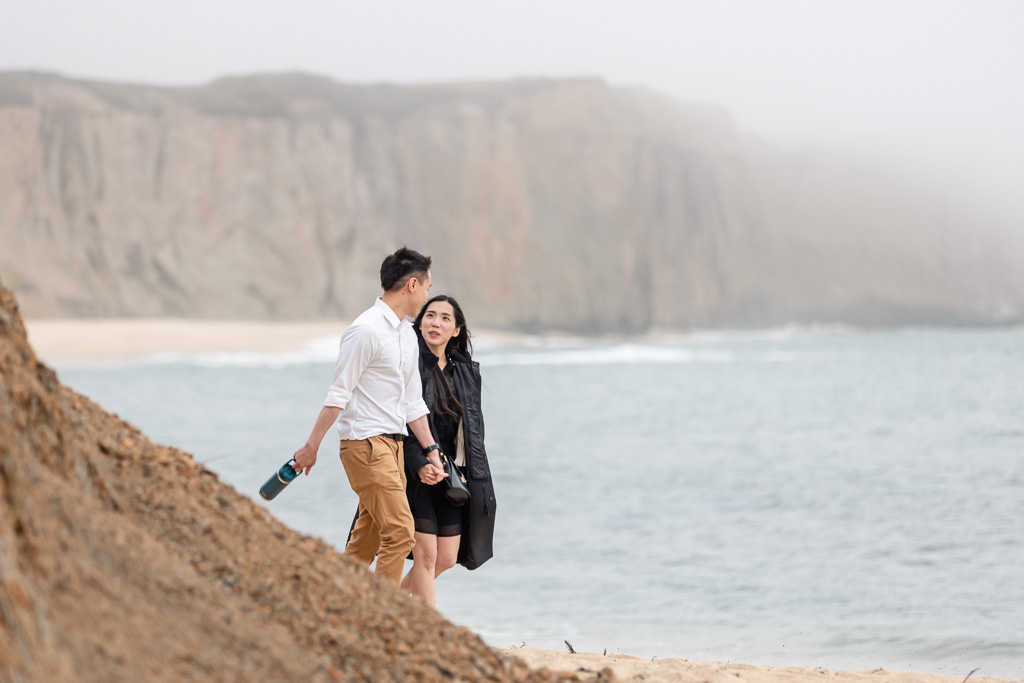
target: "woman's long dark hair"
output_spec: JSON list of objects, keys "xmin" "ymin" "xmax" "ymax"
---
[{"xmin": 415, "ymin": 295, "xmax": 473, "ymax": 421}]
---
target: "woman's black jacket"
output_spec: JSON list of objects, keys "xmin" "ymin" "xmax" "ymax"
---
[{"xmin": 404, "ymin": 341, "xmax": 496, "ymax": 570}]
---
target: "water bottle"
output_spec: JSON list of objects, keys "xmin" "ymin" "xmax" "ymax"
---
[{"xmin": 259, "ymin": 459, "xmax": 300, "ymax": 501}]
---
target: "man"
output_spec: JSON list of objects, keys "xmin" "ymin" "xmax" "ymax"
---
[{"xmin": 292, "ymin": 247, "xmax": 446, "ymax": 585}]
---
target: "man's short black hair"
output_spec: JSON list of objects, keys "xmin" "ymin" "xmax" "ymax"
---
[{"xmin": 380, "ymin": 247, "xmax": 432, "ymax": 292}]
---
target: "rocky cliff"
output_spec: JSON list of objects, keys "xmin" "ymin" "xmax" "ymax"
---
[
  {"xmin": 0, "ymin": 284, "xmax": 553, "ymax": 682},
  {"xmin": 1, "ymin": 71, "xmax": 1021, "ymax": 331}
]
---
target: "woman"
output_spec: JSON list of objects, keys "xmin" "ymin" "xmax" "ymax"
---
[{"xmin": 401, "ymin": 295, "xmax": 496, "ymax": 606}]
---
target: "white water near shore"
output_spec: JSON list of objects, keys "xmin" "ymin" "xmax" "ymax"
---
[{"xmin": 29, "ymin": 319, "xmax": 1024, "ymax": 679}]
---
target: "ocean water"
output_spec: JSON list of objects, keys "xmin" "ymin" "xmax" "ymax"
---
[{"xmin": 55, "ymin": 327, "xmax": 1024, "ymax": 678}]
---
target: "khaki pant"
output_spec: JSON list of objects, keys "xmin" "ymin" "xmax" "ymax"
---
[{"xmin": 339, "ymin": 436, "xmax": 415, "ymax": 585}]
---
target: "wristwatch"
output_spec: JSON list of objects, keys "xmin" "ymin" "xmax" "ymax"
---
[{"xmin": 424, "ymin": 443, "xmax": 440, "ymax": 454}]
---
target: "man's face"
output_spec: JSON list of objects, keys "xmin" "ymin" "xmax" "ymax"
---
[{"xmin": 413, "ymin": 272, "xmax": 431, "ymax": 313}]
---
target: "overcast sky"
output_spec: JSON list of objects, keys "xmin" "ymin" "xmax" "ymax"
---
[{"xmin": 4, "ymin": 0, "xmax": 1023, "ymax": 219}]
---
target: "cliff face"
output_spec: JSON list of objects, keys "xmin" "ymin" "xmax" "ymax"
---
[
  {"xmin": 0, "ymin": 284, "xmax": 548, "ymax": 682},
  {"xmin": 1, "ymin": 71, "xmax": 1021, "ymax": 331}
]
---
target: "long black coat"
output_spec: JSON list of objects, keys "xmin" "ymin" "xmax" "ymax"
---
[{"xmin": 404, "ymin": 341, "xmax": 496, "ymax": 570}]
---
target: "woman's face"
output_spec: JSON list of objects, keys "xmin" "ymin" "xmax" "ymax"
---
[{"xmin": 420, "ymin": 300, "xmax": 460, "ymax": 356}]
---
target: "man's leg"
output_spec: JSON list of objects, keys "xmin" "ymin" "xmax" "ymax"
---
[
  {"xmin": 339, "ymin": 440, "xmax": 382, "ymax": 567},
  {"xmin": 338, "ymin": 436, "xmax": 415, "ymax": 584},
  {"xmin": 345, "ymin": 501, "xmax": 381, "ymax": 568}
]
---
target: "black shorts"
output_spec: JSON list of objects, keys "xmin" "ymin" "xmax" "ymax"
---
[{"xmin": 408, "ymin": 480, "xmax": 463, "ymax": 537}]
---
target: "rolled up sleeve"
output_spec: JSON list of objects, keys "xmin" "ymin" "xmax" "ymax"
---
[
  {"xmin": 404, "ymin": 362, "xmax": 429, "ymax": 423},
  {"xmin": 325, "ymin": 325, "xmax": 376, "ymax": 409}
]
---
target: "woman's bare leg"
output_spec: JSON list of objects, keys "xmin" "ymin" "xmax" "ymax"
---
[
  {"xmin": 407, "ymin": 531, "xmax": 439, "ymax": 606},
  {"xmin": 435, "ymin": 535, "xmax": 461, "ymax": 578}
]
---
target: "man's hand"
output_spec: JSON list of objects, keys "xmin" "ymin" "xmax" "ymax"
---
[
  {"xmin": 292, "ymin": 443, "xmax": 318, "ymax": 476},
  {"xmin": 293, "ymin": 406, "xmax": 341, "ymax": 477}
]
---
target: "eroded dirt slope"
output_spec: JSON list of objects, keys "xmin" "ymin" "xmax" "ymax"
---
[{"xmin": 0, "ymin": 285, "xmax": 553, "ymax": 682}]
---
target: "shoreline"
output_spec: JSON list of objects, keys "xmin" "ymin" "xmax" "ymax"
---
[
  {"xmin": 22, "ymin": 317, "xmax": 534, "ymax": 366},
  {"xmin": 25, "ymin": 317, "xmax": 1024, "ymax": 366},
  {"xmin": 497, "ymin": 648, "xmax": 1014, "ymax": 683}
]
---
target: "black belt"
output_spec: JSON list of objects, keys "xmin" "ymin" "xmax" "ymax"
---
[{"xmin": 379, "ymin": 433, "xmax": 404, "ymax": 441}]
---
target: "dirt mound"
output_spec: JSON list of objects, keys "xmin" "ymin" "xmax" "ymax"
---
[{"xmin": 0, "ymin": 286, "xmax": 555, "ymax": 682}]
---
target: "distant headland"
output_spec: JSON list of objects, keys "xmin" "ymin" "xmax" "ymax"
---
[{"xmin": 2, "ymin": 71, "xmax": 1022, "ymax": 332}]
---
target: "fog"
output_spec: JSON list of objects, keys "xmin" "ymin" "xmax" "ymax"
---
[{"xmin": 4, "ymin": 0, "xmax": 1023, "ymax": 223}]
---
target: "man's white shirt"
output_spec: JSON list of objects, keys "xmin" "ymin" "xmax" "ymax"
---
[{"xmin": 324, "ymin": 298, "xmax": 429, "ymax": 440}]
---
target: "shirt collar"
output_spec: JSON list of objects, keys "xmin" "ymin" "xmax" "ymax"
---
[{"xmin": 374, "ymin": 297, "xmax": 404, "ymax": 329}]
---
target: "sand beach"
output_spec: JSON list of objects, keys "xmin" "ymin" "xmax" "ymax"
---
[
  {"xmin": 23, "ymin": 317, "xmax": 350, "ymax": 364},
  {"xmin": 497, "ymin": 648, "xmax": 1014, "ymax": 683}
]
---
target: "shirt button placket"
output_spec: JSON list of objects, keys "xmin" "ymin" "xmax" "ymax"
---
[{"xmin": 398, "ymin": 328, "xmax": 406, "ymax": 413}]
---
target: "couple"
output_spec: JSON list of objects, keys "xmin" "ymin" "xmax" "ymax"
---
[{"xmin": 292, "ymin": 247, "xmax": 495, "ymax": 606}]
